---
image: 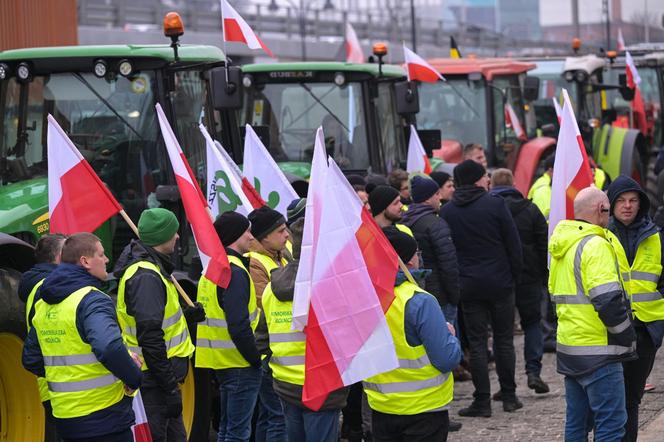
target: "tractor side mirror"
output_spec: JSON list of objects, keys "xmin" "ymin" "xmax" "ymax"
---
[
  {"xmin": 395, "ymin": 80, "xmax": 420, "ymax": 115},
  {"xmin": 618, "ymin": 73, "xmax": 635, "ymax": 101},
  {"xmin": 417, "ymin": 129, "xmax": 441, "ymax": 157},
  {"xmin": 211, "ymin": 66, "xmax": 242, "ymax": 110},
  {"xmin": 523, "ymin": 76, "xmax": 540, "ymax": 102}
]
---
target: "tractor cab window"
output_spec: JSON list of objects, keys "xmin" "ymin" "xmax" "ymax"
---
[
  {"xmin": 492, "ymin": 76, "xmax": 525, "ymax": 144},
  {"xmin": 375, "ymin": 81, "xmax": 405, "ymax": 172}
]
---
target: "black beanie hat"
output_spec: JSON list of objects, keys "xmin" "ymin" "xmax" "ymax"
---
[
  {"xmin": 383, "ymin": 226, "xmax": 418, "ymax": 264},
  {"xmin": 347, "ymin": 174, "xmax": 367, "ymax": 187},
  {"xmin": 214, "ymin": 212, "xmax": 251, "ymax": 247},
  {"xmin": 248, "ymin": 206, "xmax": 286, "ymax": 240},
  {"xmin": 286, "ymin": 198, "xmax": 306, "ymax": 227},
  {"xmin": 365, "ymin": 174, "xmax": 388, "ymax": 194},
  {"xmin": 369, "ymin": 185, "xmax": 400, "ymax": 216},
  {"xmin": 410, "ymin": 175, "xmax": 440, "ymax": 203},
  {"xmin": 454, "ymin": 160, "xmax": 486, "ymax": 186},
  {"xmin": 429, "ymin": 171, "xmax": 452, "ymax": 188}
]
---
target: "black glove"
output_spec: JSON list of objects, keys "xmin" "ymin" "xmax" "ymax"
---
[
  {"xmin": 183, "ymin": 302, "xmax": 206, "ymax": 323},
  {"xmin": 165, "ymin": 388, "xmax": 183, "ymax": 418}
]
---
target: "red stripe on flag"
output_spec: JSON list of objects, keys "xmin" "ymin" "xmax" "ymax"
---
[
  {"xmin": 423, "ymin": 155, "xmax": 433, "ymax": 175},
  {"xmin": 302, "ymin": 307, "xmax": 344, "ymax": 411},
  {"xmin": 257, "ymin": 36, "xmax": 275, "ymax": 58},
  {"xmin": 357, "ymin": 209, "xmax": 398, "ymax": 313},
  {"xmin": 180, "ymin": 153, "xmax": 207, "ymax": 206},
  {"xmin": 241, "ymin": 177, "xmax": 266, "ymax": 209},
  {"xmin": 565, "ymin": 134, "xmax": 594, "ymax": 218},
  {"xmin": 132, "ymin": 422, "xmax": 153, "ymax": 442},
  {"xmin": 223, "ymin": 18, "xmax": 248, "ymax": 44},
  {"xmin": 50, "ymin": 161, "xmax": 121, "ymax": 234},
  {"xmin": 407, "ymin": 64, "xmax": 440, "ymax": 83}
]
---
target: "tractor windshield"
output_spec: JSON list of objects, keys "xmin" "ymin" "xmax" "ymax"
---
[
  {"xmin": 240, "ymin": 81, "xmax": 369, "ymax": 170},
  {"xmin": 417, "ymin": 78, "xmax": 489, "ymax": 149}
]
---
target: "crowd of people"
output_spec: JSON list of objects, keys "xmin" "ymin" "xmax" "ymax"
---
[{"xmin": 18, "ymin": 142, "xmax": 664, "ymax": 442}]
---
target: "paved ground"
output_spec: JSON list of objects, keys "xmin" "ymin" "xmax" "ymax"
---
[{"xmin": 448, "ymin": 334, "xmax": 664, "ymax": 441}]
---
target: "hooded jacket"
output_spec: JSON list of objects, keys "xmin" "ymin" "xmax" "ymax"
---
[
  {"xmin": 491, "ymin": 186, "xmax": 548, "ymax": 285},
  {"xmin": 113, "ymin": 240, "xmax": 188, "ymax": 392},
  {"xmin": 549, "ymin": 220, "xmax": 636, "ymax": 377},
  {"xmin": 401, "ymin": 203, "xmax": 460, "ymax": 306},
  {"xmin": 440, "ymin": 185, "xmax": 522, "ymax": 299},
  {"xmin": 607, "ymin": 175, "xmax": 664, "ymax": 348},
  {"xmin": 22, "ymin": 263, "xmax": 142, "ymax": 439},
  {"xmin": 18, "ymin": 262, "xmax": 57, "ymax": 325}
]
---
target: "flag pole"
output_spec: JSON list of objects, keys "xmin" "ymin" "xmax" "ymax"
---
[
  {"xmin": 118, "ymin": 209, "xmax": 195, "ymax": 307},
  {"xmin": 397, "ymin": 256, "xmax": 416, "ymax": 284}
]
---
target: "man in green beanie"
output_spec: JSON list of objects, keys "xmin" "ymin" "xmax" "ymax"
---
[{"xmin": 114, "ymin": 208, "xmax": 205, "ymax": 442}]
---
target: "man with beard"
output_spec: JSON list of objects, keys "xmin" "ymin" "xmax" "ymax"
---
[{"xmin": 369, "ymin": 185, "xmax": 413, "ymax": 236}]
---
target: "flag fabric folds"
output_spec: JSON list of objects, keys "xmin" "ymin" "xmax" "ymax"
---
[
  {"xmin": 406, "ymin": 125, "xmax": 433, "ymax": 174},
  {"xmin": 552, "ymin": 96, "xmax": 562, "ymax": 125},
  {"xmin": 625, "ymin": 51, "xmax": 647, "ymax": 136},
  {"xmin": 504, "ymin": 103, "xmax": 527, "ymax": 141},
  {"xmin": 403, "ymin": 44, "xmax": 444, "ymax": 83},
  {"xmin": 242, "ymin": 124, "xmax": 299, "ymax": 216},
  {"xmin": 47, "ymin": 115, "xmax": 122, "ymax": 234},
  {"xmin": 345, "ymin": 22, "xmax": 364, "ymax": 63},
  {"xmin": 548, "ymin": 89, "xmax": 594, "ymax": 238},
  {"xmin": 157, "ymin": 104, "xmax": 231, "ymax": 288},
  {"xmin": 131, "ymin": 391, "xmax": 153, "ymax": 442},
  {"xmin": 220, "ymin": 0, "xmax": 273, "ymax": 57}
]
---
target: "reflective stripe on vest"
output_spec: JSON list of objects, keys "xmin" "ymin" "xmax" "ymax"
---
[
  {"xmin": 262, "ymin": 282, "xmax": 306, "ymax": 385},
  {"xmin": 33, "ymin": 286, "xmax": 125, "ymax": 419},
  {"xmin": 195, "ymin": 255, "xmax": 260, "ymax": 369},
  {"xmin": 608, "ymin": 231, "xmax": 664, "ymax": 323},
  {"xmin": 117, "ymin": 261, "xmax": 195, "ymax": 370},
  {"xmin": 26, "ymin": 278, "xmax": 50, "ymax": 402},
  {"xmin": 395, "ymin": 224, "xmax": 414, "ymax": 238},
  {"xmin": 363, "ymin": 281, "xmax": 453, "ymax": 415}
]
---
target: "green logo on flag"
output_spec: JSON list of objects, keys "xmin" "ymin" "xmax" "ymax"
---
[
  {"xmin": 213, "ymin": 170, "xmax": 242, "ymax": 214},
  {"xmin": 252, "ymin": 177, "xmax": 281, "ymax": 210}
]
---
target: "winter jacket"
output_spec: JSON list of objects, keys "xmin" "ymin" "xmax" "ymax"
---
[
  {"xmin": 401, "ymin": 203, "xmax": 460, "ymax": 306},
  {"xmin": 18, "ymin": 262, "xmax": 57, "ymax": 325},
  {"xmin": 440, "ymin": 185, "xmax": 523, "ymax": 300},
  {"xmin": 22, "ymin": 263, "xmax": 142, "ymax": 439},
  {"xmin": 491, "ymin": 186, "xmax": 548, "ymax": 285},
  {"xmin": 113, "ymin": 240, "xmax": 188, "ymax": 392}
]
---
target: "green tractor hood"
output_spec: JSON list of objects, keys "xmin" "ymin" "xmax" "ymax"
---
[{"xmin": 0, "ymin": 177, "xmax": 49, "ymax": 242}]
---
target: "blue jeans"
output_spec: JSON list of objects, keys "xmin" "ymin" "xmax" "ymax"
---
[
  {"xmin": 281, "ymin": 400, "xmax": 340, "ymax": 442},
  {"xmin": 564, "ymin": 362, "xmax": 627, "ymax": 442},
  {"xmin": 255, "ymin": 359, "xmax": 286, "ymax": 442},
  {"xmin": 216, "ymin": 366, "xmax": 261, "ymax": 442}
]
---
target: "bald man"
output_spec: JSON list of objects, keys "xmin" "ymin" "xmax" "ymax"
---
[{"xmin": 549, "ymin": 187, "xmax": 636, "ymax": 441}]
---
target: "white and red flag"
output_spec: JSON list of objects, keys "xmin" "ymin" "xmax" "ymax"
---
[
  {"xmin": 243, "ymin": 124, "xmax": 299, "ymax": 216},
  {"xmin": 131, "ymin": 391, "xmax": 153, "ymax": 442},
  {"xmin": 406, "ymin": 125, "xmax": 433, "ymax": 174},
  {"xmin": 157, "ymin": 104, "xmax": 231, "ymax": 288},
  {"xmin": 201, "ymin": 124, "xmax": 259, "ymax": 216},
  {"xmin": 345, "ymin": 22, "xmax": 364, "ymax": 63},
  {"xmin": 403, "ymin": 44, "xmax": 443, "ymax": 83},
  {"xmin": 552, "ymin": 96, "xmax": 562, "ymax": 125},
  {"xmin": 617, "ymin": 28, "xmax": 626, "ymax": 51},
  {"xmin": 504, "ymin": 103, "xmax": 527, "ymax": 141},
  {"xmin": 220, "ymin": 0, "xmax": 273, "ymax": 57},
  {"xmin": 625, "ymin": 51, "xmax": 648, "ymax": 135},
  {"xmin": 299, "ymin": 153, "xmax": 399, "ymax": 410},
  {"xmin": 626, "ymin": 51, "xmax": 642, "ymax": 88},
  {"xmin": 47, "ymin": 115, "xmax": 122, "ymax": 234},
  {"xmin": 548, "ymin": 89, "xmax": 594, "ymax": 237}
]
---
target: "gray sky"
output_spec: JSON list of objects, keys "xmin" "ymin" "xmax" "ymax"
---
[{"xmin": 540, "ymin": 0, "xmax": 664, "ymax": 26}]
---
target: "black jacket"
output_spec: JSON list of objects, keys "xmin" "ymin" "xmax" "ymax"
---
[
  {"xmin": 401, "ymin": 203, "xmax": 460, "ymax": 306},
  {"xmin": 491, "ymin": 186, "xmax": 548, "ymax": 285},
  {"xmin": 18, "ymin": 262, "xmax": 57, "ymax": 325},
  {"xmin": 22, "ymin": 263, "xmax": 142, "ymax": 439},
  {"xmin": 114, "ymin": 240, "xmax": 188, "ymax": 392},
  {"xmin": 440, "ymin": 185, "xmax": 523, "ymax": 299}
]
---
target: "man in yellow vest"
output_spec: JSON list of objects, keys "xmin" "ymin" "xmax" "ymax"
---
[
  {"xmin": 195, "ymin": 211, "xmax": 262, "ymax": 441},
  {"xmin": 528, "ymin": 154, "xmax": 554, "ymax": 220},
  {"xmin": 18, "ymin": 233, "xmax": 66, "ymax": 437},
  {"xmin": 549, "ymin": 187, "xmax": 636, "ymax": 441},
  {"xmin": 22, "ymin": 232, "xmax": 143, "ymax": 441},
  {"xmin": 606, "ymin": 176, "xmax": 664, "ymax": 441},
  {"xmin": 115, "ymin": 208, "xmax": 201, "ymax": 442},
  {"xmin": 247, "ymin": 206, "xmax": 290, "ymax": 441},
  {"xmin": 364, "ymin": 227, "xmax": 462, "ymax": 441},
  {"xmin": 262, "ymin": 217, "xmax": 350, "ymax": 442},
  {"xmin": 368, "ymin": 185, "xmax": 414, "ymax": 237}
]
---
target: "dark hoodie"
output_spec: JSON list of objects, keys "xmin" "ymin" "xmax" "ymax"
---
[
  {"xmin": 440, "ymin": 185, "xmax": 522, "ymax": 299},
  {"xmin": 607, "ymin": 175, "xmax": 664, "ymax": 348},
  {"xmin": 491, "ymin": 186, "xmax": 548, "ymax": 284},
  {"xmin": 18, "ymin": 262, "xmax": 57, "ymax": 326},
  {"xmin": 22, "ymin": 263, "xmax": 142, "ymax": 439},
  {"xmin": 113, "ymin": 240, "xmax": 189, "ymax": 392}
]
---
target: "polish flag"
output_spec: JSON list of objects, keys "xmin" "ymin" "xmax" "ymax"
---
[
  {"xmin": 625, "ymin": 51, "xmax": 647, "ymax": 135},
  {"xmin": 243, "ymin": 124, "xmax": 299, "ymax": 216},
  {"xmin": 617, "ymin": 28, "xmax": 626, "ymax": 52},
  {"xmin": 552, "ymin": 97, "xmax": 562, "ymax": 125},
  {"xmin": 625, "ymin": 51, "xmax": 642, "ymax": 88},
  {"xmin": 47, "ymin": 115, "xmax": 122, "ymax": 234},
  {"xmin": 548, "ymin": 89, "xmax": 594, "ymax": 237},
  {"xmin": 131, "ymin": 391, "xmax": 153, "ymax": 442},
  {"xmin": 403, "ymin": 44, "xmax": 443, "ymax": 83},
  {"xmin": 157, "ymin": 104, "xmax": 231, "ymax": 288},
  {"xmin": 200, "ymin": 124, "xmax": 258, "ymax": 216},
  {"xmin": 345, "ymin": 22, "xmax": 364, "ymax": 63},
  {"xmin": 300, "ymin": 153, "xmax": 399, "ymax": 410},
  {"xmin": 504, "ymin": 103, "xmax": 527, "ymax": 141},
  {"xmin": 406, "ymin": 125, "xmax": 432, "ymax": 174},
  {"xmin": 220, "ymin": 0, "xmax": 273, "ymax": 57}
]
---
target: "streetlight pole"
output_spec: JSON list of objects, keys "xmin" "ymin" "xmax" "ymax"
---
[
  {"xmin": 300, "ymin": 0, "xmax": 307, "ymax": 61},
  {"xmin": 410, "ymin": 0, "xmax": 417, "ymax": 52}
]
